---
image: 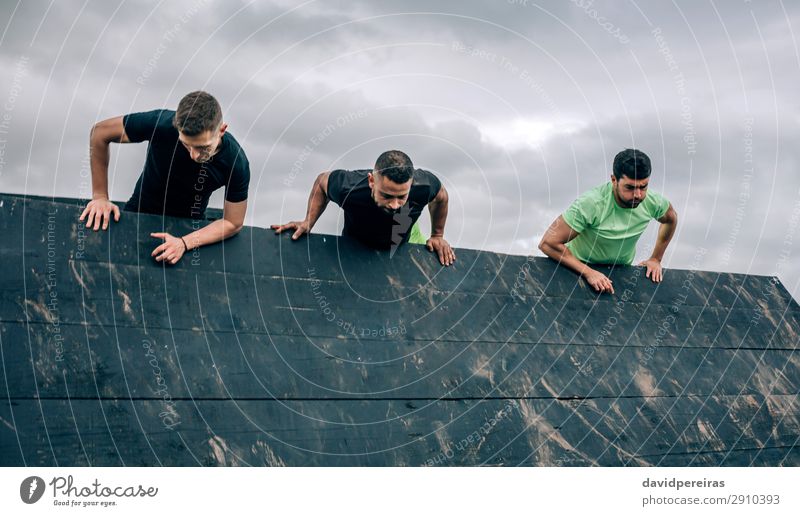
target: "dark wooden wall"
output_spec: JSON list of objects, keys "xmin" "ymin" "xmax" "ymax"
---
[{"xmin": 1, "ymin": 193, "xmax": 798, "ymax": 466}]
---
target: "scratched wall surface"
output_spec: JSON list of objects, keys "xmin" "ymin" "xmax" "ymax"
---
[{"xmin": 1, "ymin": 193, "xmax": 798, "ymax": 466}]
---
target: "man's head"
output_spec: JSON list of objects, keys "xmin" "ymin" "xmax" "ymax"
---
[
  {"xmin": 368, "ymin": 150, "xmax": 415, "ymax": 214},
  {"xmin": 173, "ymin": 91, "xmax": 227, "ymax": 163},
  {"xmin": 611, "ymin": 148, "xmax": 651, "ymax": 209}
]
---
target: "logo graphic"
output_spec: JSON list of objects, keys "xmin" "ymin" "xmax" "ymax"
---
[
  {"xmin": 390, "ymin": 204, "xmax": 414, "ymax": 258},
  {"xmin": 20, "ymin": 476, "xmax": 45, "ymax": 504}
]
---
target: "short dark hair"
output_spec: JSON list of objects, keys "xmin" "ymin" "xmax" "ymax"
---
[
  {"xmin": 173, "ymin": 91, "xmax": 223, "ymax": 136},
  {"xmin": 374, "ymin": 150, "xmax": 414, "ymax": 184},
  {"xmin": 613, "ymin": 148, "xmax": 651, "ymax": 181}
]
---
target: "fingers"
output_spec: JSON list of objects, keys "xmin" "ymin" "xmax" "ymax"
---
[
  {"xmin": 79, "ymin": 205, "xmax": 89, "ymax": 222},
  {"xmin": 150, "ymin": 232, "xmax": 167, "ymax": 239},
  {"xmin": 291, "ymin": 226, "xmax": 307, "ymax": 240},
  {"xmin": 441, "ymin": 245, "xmax": 455, "ymax": 266},
  {"xmin": 591, "ymin": 276, "xmax": 614, "ymax": 294},
  {"xmin": 112, "ymin": 205, "xmax": 120, "ymax": 222},
  {"xmin": 436, "ymin": 246, "xmax": 446, "ymax": 265},
  {"xmin": 92, "ymin": 210, "xmax": 103, "ymax": 231},
  {"xmin": 645, "ymin": 266, "xmax": 652, "ymax": 279},
  {"xmin": 272, "ymin": 223, "xmax": 296, "ymax": 234},
  {"xmin": 151, "ymin": 243, "xmax": 167, "ymax": 257},
  {"xmin": 653, "ymin": 267, "xmax": 663, "ymax": 283},
  {"xmin": 154, "ymin": 248, "xmax": 181, "ymax": 264}
]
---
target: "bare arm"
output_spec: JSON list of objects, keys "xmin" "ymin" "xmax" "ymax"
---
[
  {"xmin": 651, "ymin": 204, "xmax": 678, "ymax": 261},
  {"xmin": 271, "ymin": 172, "xmax": 330, "ymax": 239},
  {"xmin": 426, "ymin": 185, "xmax": 455, "ymax": 266},
  {"xmin": 639, "ymin": 203, "xmax": 678, "ymax": 282},
  {"xmin": 538, "ymin": 215, "xmax": 614, "ymax": 293},
  {"xmin": 428, "ymin": 185, "xmax": 449, "ymax": 237},
  {"xmin": 151, "ymin": 199, "xmax": 247, "ymax": 265},
  {"xmin": 79, "ymin": 116, "xmax": 129, "ymax": 230}
]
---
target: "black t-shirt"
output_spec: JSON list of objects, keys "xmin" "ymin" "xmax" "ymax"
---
[
  {"xmin": 326, "ymin": 168, "xmax": 442, "ymax": 249},
  {"xmin": 122, "ymin": 109, "xmax": 250, "ymax": 218}
]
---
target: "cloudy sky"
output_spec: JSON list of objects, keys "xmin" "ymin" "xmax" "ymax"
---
[{"xmin": 1, "ymin": 0, "xmax": 798, "ymax": 300}]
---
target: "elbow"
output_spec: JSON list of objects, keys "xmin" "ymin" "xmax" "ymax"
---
[
  {"xmin": 225, "ymin": 219, "xmax": 244, "ymax": 236},
  {"xmin": 89, "ymin": 123, "xmax": 100, "ymax": 144},
  {"xmin": 538, "ymin": 238, "xmax": 550, "ymax": 255}
]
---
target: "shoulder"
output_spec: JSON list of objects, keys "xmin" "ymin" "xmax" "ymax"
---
[
  {"xmin": 411, "ymin": 168, "xmax": 442, "ymax": 199},
  {"xmin": 643, "ymin": 188, "xmax": 669, "ymax": 218},
  {"xmin": 575, "ymin": 182, "xmax": 610, "ymax": 210},
  {"xmin": 330, "ymin": 169, "xmax": 369, "ymax": 187},
  {"xmin": 122, "ymin": 109, "xmax": 176, "ymax": 141},
  {"xmin": 123, "ymin": 109, "xmax": 175, "ymax": 128},
  {"xmin": 218, "ymin": 132, "xmax": 250, "ymax": 169},
  {"xmin": 412, "ymin": 168, "xmax": 440, "ymax": 186},
  {"xmin": 563, "ymin": 182, "xmax": 609, "ymax": 230},
  {"xmin": 327, "ymin": 169, "xmax": 369, "ymax": 203}
]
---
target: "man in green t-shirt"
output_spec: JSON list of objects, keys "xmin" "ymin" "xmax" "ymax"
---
[{"xmin": 538, "ymin": 149, "xmax": 678, "ymax": 294}]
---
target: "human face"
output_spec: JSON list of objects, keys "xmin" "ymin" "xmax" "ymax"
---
[
  {"xmin": 178, "ymin": 123, "xmax": 227, "ymax": 163},
  {"xmin": 611, "ymin": 174, "xmax": 649, "ymax": 209},
  {"xmin": 368, "ymin": 172, "xmax": 412, "ymax": 214}
]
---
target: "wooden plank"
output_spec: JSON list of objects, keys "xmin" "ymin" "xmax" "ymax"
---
[
  {"xmin": 2, "ymin": 322, "xmax": 799, "ymax": 400},
  {"xmin": 1, "ymin": 396, "xmax": 797, "ymax": 466}
]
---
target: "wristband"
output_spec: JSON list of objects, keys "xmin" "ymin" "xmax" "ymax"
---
[{"xmin": 180, "ymin": 237, "xmax": 189, "ymax": 252}]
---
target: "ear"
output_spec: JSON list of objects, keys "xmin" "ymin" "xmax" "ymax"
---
[
  {"xmin": 368, "ymin": 172, "xmax": 375, "ymax": 189},
  {"xmin": 218, "ymin": 123, "xmax": 228, "ymax": 136},
  {"xmin": 610, "ymin": 174, "xmax": 617, "ymax": 186}
]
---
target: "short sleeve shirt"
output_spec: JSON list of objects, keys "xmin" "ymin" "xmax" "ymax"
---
[
  {"xmin": 326, "ymin": 168, "xmax": 442, "ymax": 249},
  {"xmin": 562, "ymin": 182, "xmax": 670, "ymax": 265},
  {"xmin": 122, "ymin": 109, "xmax": 250, "ymax": 218}
]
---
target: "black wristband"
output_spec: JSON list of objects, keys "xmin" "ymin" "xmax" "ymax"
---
[{"xmin": 180, "ymin": 237, "xmax": 189, "ymax": 252}]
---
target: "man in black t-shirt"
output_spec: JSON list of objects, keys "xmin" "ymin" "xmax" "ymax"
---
[
  {"xmin": 80, "ymin": 91, "xmax": 250, "ymax": 264},
  {"xmin": 272, "ymin": 150, "xmax": 455, "ymax": 266}
]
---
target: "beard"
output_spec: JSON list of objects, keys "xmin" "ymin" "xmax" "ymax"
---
[{"xmin": 614, "ymin": 185, "xmax": 642, "ymax": 209}]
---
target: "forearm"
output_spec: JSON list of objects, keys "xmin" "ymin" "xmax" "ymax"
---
[
  {"xmin": 540, "ymin": 241, "xmax": 594, "ymax": 277},
  {"xmin": 89, "ymin": 136, "xmax": 111, "ymax": 199},
  {"xmin": 429, "ymin": 201, "xmax": 448, "ymax": 237},
  {"xmin": 650, "ymin": 221, "xmax": 676, "ymax": 261},
  {"xmin": 182, "ymin": 219, "xmax": 240, "ymax": 250},
  {"xmin": 304, "ymin": 177, "xmax": 329, "ymax": 229}
]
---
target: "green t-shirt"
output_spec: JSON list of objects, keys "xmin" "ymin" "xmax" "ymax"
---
[{"xmin": 562, "ymin": 182, "xmax": 669, "ymax": 265}]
